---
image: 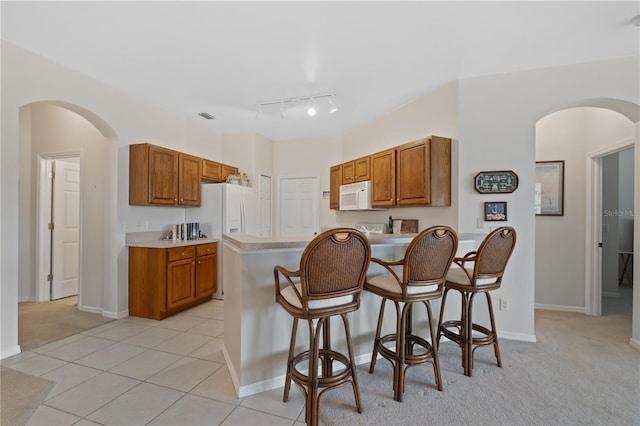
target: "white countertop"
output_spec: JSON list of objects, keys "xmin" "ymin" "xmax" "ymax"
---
[
  {"xmin": 222, "ymin": 232, "xmax": 485, "ymax": 251},
  {"xmin": 127, "ymin": 238, "xmax": 219, "ymax": 249}
]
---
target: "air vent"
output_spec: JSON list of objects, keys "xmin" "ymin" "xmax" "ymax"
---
[{"xmin": 198, "ymin": 112, "xmax": 216, "ymax": 120}]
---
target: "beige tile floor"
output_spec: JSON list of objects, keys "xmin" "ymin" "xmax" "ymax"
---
[{"xmin": 3, "ymin": 299, "xmax": 307, "ymax": 425}]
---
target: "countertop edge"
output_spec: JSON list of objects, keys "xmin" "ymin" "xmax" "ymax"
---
[{"xmin": 127, "ymin": 239, "xmax": 219, "ymax": 248}]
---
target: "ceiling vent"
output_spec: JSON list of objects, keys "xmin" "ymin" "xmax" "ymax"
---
[{"xmin": 198, "ymin": 112, "xmax": 216, "ymax": 120}]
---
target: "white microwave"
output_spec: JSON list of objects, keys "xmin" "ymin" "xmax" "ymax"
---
[{"xmin": 339, "ymin": 181, "xmax": 376, "ymax": 210}]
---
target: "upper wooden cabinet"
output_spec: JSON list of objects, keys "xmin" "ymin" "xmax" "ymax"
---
[
  {"xmin": 202, "ymin": 159, "xmax": 240, "ymax": 183},
  {"xmin": 370, "ymin": 136, "xmax": 451, "ymax": 208},
  {"xmin": 129, "ymin": 143, "xmax": 201, "ymax": 207},
  {"xmin": 179, "ymin": 153, "xmax": 202, "ymax": 206},
  {"xmin": 202, "ymin": 159, "xmax": 223, "ymax": 182},
  {"xmin": 340, "ymin": 156, "xmax": 370, "ymax": 185},
  {"xmin": 371, "ymin": 148, "xmax": 396, "ymax": 207},
  {"xmin": 221, "ymin": 164, "xmax": 239, "ymax": 181},
  {"xmin": 329, "ymin": 165, "xmax": 342, "ymax": 210}
]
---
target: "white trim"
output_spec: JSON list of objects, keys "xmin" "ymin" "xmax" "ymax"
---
[
  {"xmin": 585, "ymin": 139, "xmax": 635, "ymax": 316},
  {"xmin": 499, "ymin": 331, "xmax": 538, "ymax": 343},
  {"xmin": 630, "ymin": 338, "xmax": 640, "ymax": 352},
  {"xmin": 602, "ymin": 291, "xmax": 621, "ymax": 299},
  {"xmin": 535, "ymin": 303, "xmax": 586, "ymax": 314},
  {"xmin": 0, "ymin": 345, "xmax": 21, "ymax": 360}
]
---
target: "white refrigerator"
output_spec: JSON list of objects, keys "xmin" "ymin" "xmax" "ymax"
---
[{"xmin": 185, "ymin": 183, "xmax": 260, "ymax": 299}]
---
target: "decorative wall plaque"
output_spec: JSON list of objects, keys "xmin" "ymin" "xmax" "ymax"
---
[{"xmin": 474, "ymin": 171, "xmax": 518, "ymax": 194}]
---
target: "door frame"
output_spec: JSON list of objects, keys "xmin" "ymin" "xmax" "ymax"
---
[
  {"xmin": 36, "ymin": 152, "xmax": 83, "ymax": 303},
  {"xmin": 585, "ymin": 139, "xmax": 634, "ymax": 315}
]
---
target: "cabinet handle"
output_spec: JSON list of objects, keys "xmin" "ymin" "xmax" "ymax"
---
[
  {"xmin": 181, "ymin": 252, "xmax": 185, "ymax": 256},
  {"xmin": 181, "ymin": 198, "xmax": 184, "ymax": 202}
]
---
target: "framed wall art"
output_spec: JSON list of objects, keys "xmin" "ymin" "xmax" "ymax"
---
[
  {"xmin": 474, "ymin": 170, "xmax": 518, "ymax": 194},
  {"xmin": 535, "ymin": 160, "xmax": 564, "ymax": 216},
  {"xmin": 484, "ymin": 202, "xmax": 507, "ymax": 221}
]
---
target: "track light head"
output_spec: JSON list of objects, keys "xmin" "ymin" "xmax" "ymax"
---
[{"xmin": 328, "ymin": 98, "xmax": 337, "ymax": 114}]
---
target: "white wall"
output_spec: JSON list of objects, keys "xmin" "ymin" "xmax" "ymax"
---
[
  {"xmin": 2, "ymin": 41, "xmax": 227, "ymax": 357},
  {"xmin": 272, "ymin": 136, "xmax": 343, "ymax": 232},
  {"xmin": 338, "ymin": 82, "xmax": 460, "ymax": 232},
  {"xmin": 535, "ymin": 108, "xmax": 635, "ymax": 308},
  {"xmin": 618, "ymin": 147, "xmax": 635, "ymax": 252},
  {"xmin": 457, "ymin": 57, "xmax": 639, "ymax": 341},
  {"xmin": 20, "ymin": 104, "xmax": 111, "ymax": 312}
]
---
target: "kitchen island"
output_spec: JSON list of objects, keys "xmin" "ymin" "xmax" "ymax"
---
[{"xmin": 221, "ymin": 232, "xmax": 484, "ymax": 397}]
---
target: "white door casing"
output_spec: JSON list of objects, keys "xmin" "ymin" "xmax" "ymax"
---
[
  {"xmin": 279, "ymin": 177, "xmax": 319, "ymax": 237},
  {"xmin": 51, "ymin": 159, "xmax": 80, "ymax": 300},
  {"xmin": 259, "ymin": 174, "xmax": 272, "ymax": 238}
]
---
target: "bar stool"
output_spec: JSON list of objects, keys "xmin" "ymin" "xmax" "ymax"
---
[
  {"xmin": 437, "ymin": 226, "xmax": 516, "ymax": 377},
  {"xmin": 618, "ymin": 251, "xmax": 633, "ymax": 286},
  {"xmin": 274, "ymin": 228, "xmax": 371, "ymax": 426},
  {"xmin": 365, "ymin": 226, "xmax": 457, "ymax": 401}
]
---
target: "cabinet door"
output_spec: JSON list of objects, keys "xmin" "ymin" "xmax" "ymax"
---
[
  {"xmin": 371, "ymin": 148, "xmax": 396, "ymax": 207},
  {"xmin": 167, "ymin": 257, "xmax": 195, "ymax": 310},
  {"xmin": 196, "ymin": 254, "xmax": 217, "ymax": 298},
  {"xmin": 329, "ymin": 165, "xmax": 342, "ymax": 210},
  {"xmin": 341, "ymin": 161, "xmax": 356, "ymax": 185},
  {"xmin": 221, "ymin": 164, "xmax": 238, "ymax": 181},
  {"xmin": 354, "ymin": 156, "xmax": 371, "ymax": 182},
  {"xmin": 202, "ymin": 159, "xmax": 223, "ymax": 182},
  {"xmin": 149, "ymin": 145, "xmax": 179, "ymax": 205},
  {"xmin": 429, "ymin": 136, "xmax": 452, "ymax": 206},
  {"xmin": 397, "ymin": 139, "xmax": 430, "ymax": 206},
  {"xmin": 179, "ymin": 153, "xmax": 201, "ymax": 206}
]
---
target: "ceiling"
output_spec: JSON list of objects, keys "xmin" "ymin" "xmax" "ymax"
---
[{"xmin": 2, "ymin": 1, "xmax": 639, "ymax": 141}]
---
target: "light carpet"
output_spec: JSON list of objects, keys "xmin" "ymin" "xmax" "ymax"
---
[
  {"xmin": 310, "ymin": 309, "xmax": 640, "ymax": 425},
  {"xmin": 0, "ymin": 367, "xmax": 54, "ymax": 426},
  {"xmin": 18, "ymin": 301, "xmax": 114, "ymax": 352}
]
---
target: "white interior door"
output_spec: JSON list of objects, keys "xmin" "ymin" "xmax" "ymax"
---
[
  {"xmin": 51, "ymin": 159, "xmax": 80, "ymax": 300},
  {"xmin": 259, "ymin": 174, "xmax": 272, "ymax": 237},
  {"xmin": 279, "ymin": 177, "xmax": 319, "ymax": 237}
]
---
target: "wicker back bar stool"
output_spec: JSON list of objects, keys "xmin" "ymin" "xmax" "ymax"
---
[
  {"xmin": 437, "ymin": 226, "xmax": 516, "ymax": 377},
  {"xmin": 364, "ymin": 226, "xmax": 457, "ymax": 402},
  {"xmin": 274, "ymin": 228, "xmax": 371, "ymax": 426}
]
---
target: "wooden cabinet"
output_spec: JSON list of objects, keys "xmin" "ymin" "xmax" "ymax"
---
[
  {"xmin": 129, "ymin": 143, "xmax": 201, "ymax": 207},
  {"xmin": 371, "ymin": 148, "xmax": 396, "ymax": 207},
  {"xmin": 195, "ymin": 243, "xmax": 217, "ymax": 298},
  {"xmin": 354, "ymin": 156, "xmax": 371, "ymax": 182},
  {"xmin": 371, "ymin": 136, "xmax": 451, "ymax": 208},
  {"xmin": 340, "ymin": 156, "xmax": 370, "ymax": 185},
  {"xmin": 129, "ymin": 242, "xmax": 217, "ymax": 320},
  {"xmin": 329, "ymin": 165, "xmax": 342, "ymax": 210},
  {"xmin": 202, "ymin": 159, "xmax": 223, "ymax": 182},
  {"xmin": 166, "ymin": 247, "xmax": 196, "ymax": 310},
  {"xmin": 222, "ymin": 164, "xmax": 239, "ymax": 181},
  {"xmin": 179, "ymin": 153, "xmax": 202, "ymax": 206},
  {"xmin": 202, "ymin": 160, "xmax": 239, "ymax": 183}
]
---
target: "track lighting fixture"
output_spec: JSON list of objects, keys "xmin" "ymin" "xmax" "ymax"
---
[
  {"xmin": 328, "ymin": 98, "xmax": 337, "ymax": 114},
  {"xmin": 255, "ymin": 93, "xmax": 337, "ymax": 119}
]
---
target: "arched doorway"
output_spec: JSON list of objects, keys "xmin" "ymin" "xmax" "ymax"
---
[
  {"xmin": 18, "ymin": 101, "xmax": 117, "ymax": 316},
  {"xmin": 534, "ymin": 98, "xmax": 638, "ymax": 346}
]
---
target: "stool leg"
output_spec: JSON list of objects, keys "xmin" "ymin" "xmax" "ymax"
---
[
  {"xmin": 283, "ymin": 317, "xmax": 298, "ymax": 402},
  {"xmin": 463, "ymin": 292, "xmax": 473, "ymax": 377},
  {"xmin": 437, "ymin": 287, "xmax": 450, "ymax": 347},
  {"xmin": 341, "ymin": 313, "xmax": 363, "ymax": 414},
  {"xmin": 321, "ymin": 317, "xmax": 332, "ymax": 377},
  {"xmin": 425, "ymin": 300, "xmax": 443, "ymax": 391},
  {"xmin": 486, "ymin": 292, "xmax": 502, "ymax": 368},
  {"xmin": 307, "ymin": 318, "xmax": 321, "ymax": 426},
  {"xmin": 369, "ymin": 298, "xmax": 387, "ymax": 373},
  {"xmin": 394, "ymin": 300, "xmax": 404, "ymax": 402}
]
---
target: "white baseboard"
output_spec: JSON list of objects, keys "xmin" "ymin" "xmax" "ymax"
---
[
  {"xmin": 499, "ymin": 331, "xmax": 537, "ymax": 343},
  {"xmin": 535, "ymin": 304, "xmax": 585, "ymax": 314},
  {"xmin": 18, "ymin": 296, "xmax": 34, "ymax": 302},
  {"xmin": 630, "ymin": 338, "xmax": 640, "ymax": 352},
  {"xmin": 602, "ymin": 291, "xmax": 621, "ymax": 298},
  {"xmin": 1, "ymin": 345, "xmax": 22, "ymax": 360}
]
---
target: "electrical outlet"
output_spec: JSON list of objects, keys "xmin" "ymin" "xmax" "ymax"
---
[{"xmin": 500, "ymin": 298, "xmax": 510, "ymax": 311}]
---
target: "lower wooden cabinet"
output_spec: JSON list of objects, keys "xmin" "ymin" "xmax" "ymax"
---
[{"xmin": 129, "ymin": 242, "xmax": 217, "ymax": 320}]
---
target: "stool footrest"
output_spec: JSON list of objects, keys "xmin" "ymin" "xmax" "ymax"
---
[
  {"xmin": 378, "ymin": 333, "xmax": 436, "ymax": 366},
  {"xmin": 440, "ymin": 320, "xmax": 497, "ymax": 347},
  {"xmin": 291, "ymin": 349, "xmax": 354, "ymax": 389}
]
